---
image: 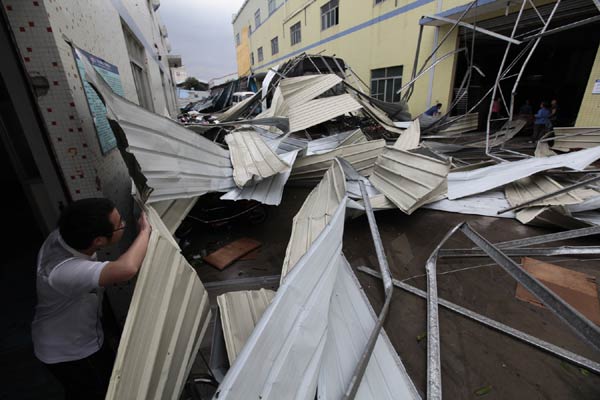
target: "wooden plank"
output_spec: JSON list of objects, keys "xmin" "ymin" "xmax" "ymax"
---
[
  {"xmin": 516, "ymin": 257, "xmax": 600, "ymax": 325},
  {"xmin": 204, "ymin": 238, "xmax": 262, "ymax": 270}
]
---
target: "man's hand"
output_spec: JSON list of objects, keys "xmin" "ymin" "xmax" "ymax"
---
[{"xmin": 137, "ymin": 211, "xmax": 151, "ymax": 233}]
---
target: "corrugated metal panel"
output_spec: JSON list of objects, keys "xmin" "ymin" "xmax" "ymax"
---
[
  {"xmin": 282, "ymin": 159, "xmax": 346, "ymax": 280},
  {"xmin": 369, "ymin": 147, "xmax": 451, "ymax": 214},
  {"xmin": 437, "ymin": 113, "xmax": 479, "ymax": 135},
  {"xmin": 552, "ymin": 127, "xmax": 600, "ymax": 151},
  {"xmin": 151, "ymin": 197, "xmax": 199, "ymax": 234},
  {"xmin": 467, "ymin": 119, "xmax": 525, "ymax": 148},
  {"xmin": 259, "ymin": 130, "xmax": 308, "ymax": 154},
  {"xmin": 306, "ymin": 128, "xmax": 367, "ymax": 155},
  {"xmin": 291, "ymin": 139, "xmax": 386, "ymax": 182},
  {"xmin": 79, "ymin": 52, "xmax": 235, "ymax": 203},
  {"xmin": 424, "ymin": 191, "xmax": 516, "ymax": 218},
  {"xmin": 220, "ymin": 150, "xmax": 299, "ymax": 205},
  {"xmin": 505, "ymin": 175, "xmax": 584, "ymax": 208},
  {"xmin": 107, "ymin": 206, "xmax": 211, "ymax": 400},
  {"xmin": 225, "ymin": 130, "xmax": 291, "ymax": 188},
  {"xmin": 318, "ymin": 258, "xmax": 421, "ymax": 400},
  {"xmin": 279, "ymin": 74, "xmax": 343, "ymax": 109},
  {"xmin": 217, "ymin": 289, "xmax": 276, "ymax": 365},
  {"xmin": 214, "ymin": 199, "xmax": 347, "ymax": 400},
  {"xmin": 354, "ymin": 96, "xmax": 405, "ymax": 135},
  {"xmin": 393, "ymin": 119, "xmax": 420, "ymax": 150},
  {"xmin": 288, "ymin": 94, "xmax": 362, "ymax": 133},
  {"xmin": 447, "ymin": 146, "xmax": 600, "ymax": 199}
]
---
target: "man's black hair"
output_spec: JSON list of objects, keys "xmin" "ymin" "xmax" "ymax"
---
[
  {"xmin": 58, "ymin": 198, "xmax": 116, "ymax": 250},
  {"xmin": 436, "ymin": 103, "xmax": 442, "ymax": 107}
]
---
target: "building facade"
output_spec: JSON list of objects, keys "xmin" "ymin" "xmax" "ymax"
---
[{"xmin": 232, "ymin": 0, "xmax": 600, "ymax": 125}]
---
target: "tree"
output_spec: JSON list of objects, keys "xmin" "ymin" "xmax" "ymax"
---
[{"xmin": 180, "ymin": 77, "xmax": 206, "ymax": 91}]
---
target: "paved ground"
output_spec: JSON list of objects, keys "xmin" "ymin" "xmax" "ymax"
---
[{"xmin": 185, "ymin": 186, "xmax": 600, "ymax": 399}]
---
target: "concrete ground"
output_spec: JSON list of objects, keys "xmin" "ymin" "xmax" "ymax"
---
[{"xmin": 184, "ymin": 186, "xmax": 600, "ymax": 399}]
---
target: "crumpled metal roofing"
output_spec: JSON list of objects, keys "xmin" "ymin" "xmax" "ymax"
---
[
  {"xmin": 258, "ymin": 130, "xmax": 308, "ymax": 154},
  {"xmin": 79, "ymin": 50, "xmax": 235, "ymax": 203},
  {"xmin": 225, "ymin": 129, "xmax": 291, "ymax": 188},
  {"xmin": 318, "ymin": 258, "xmax": 421, "ymax": 399},
  {"xmin": 505, "ymin": 175, "xmax": 585, "ymax": 208},
  {"xmin": 281, "ymin": 159, "xmax": 346, "ymax": 280},
  {"xmin": 552, "ymin": 127, "xmax": 600, "ymax": 151},
  {"xmin": 106, "ymin": 206, "xmax": 211, "ymax": 400},
  {"xmin": 424, "ymin": 191, "xmax": 516, "ymax": 218},
  {"xmin": 279, "ymin": 74, "xmax": 342, "ymax": 109},
  {"xmin": 447, "ymin": 146, "xmax": 600, "ymax": 199},
  {"xmin": 216, "ymin": 289, "xmax": 276, "ymax": 365},
  {"xmin": 220, "ymin": 150, "xmax": 299, "ymax": 205},
  {"xmin": 306, "ymin": 128, "xmax": 367, "ymax": 155},
  {"xmin": 353, "ymin": 95, "xmax": 405, "ymax": 135},
  {"xmin": 288, "ymin": 94, "xmax": 362, "ymax": 133},
  {"xmin": 468, "ymin": 119, "xmax": 526, "ymax": 148},
  {"xmin": 437, "ymin": 113, "xmax": 478, "ymax": 135},
  {"xmin": 393, "ymin": 119, "xmax": 421, "ymax": 151},
  {"xmin": 213, "ymin": 199, "xmax": 347, "ymax": 400},
  {"xmin": 291, "ymin": 139, "xmax": 386, "ymax": 183},
  {"xmin": 369, "ymin": 147, "xmax": 451, "ymax": 214},
  {"xmin": 151, "ymin": 197, "xmax": 199, "ymax": 234}
]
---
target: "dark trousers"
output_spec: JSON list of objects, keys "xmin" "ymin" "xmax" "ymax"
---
[
  {"xmin": 44, "ymin": 342, "xmax": 115, "ymax": 400},
  {"xmin": 533, "ymin": 123, "xmax": 547, "ymax": 141}
]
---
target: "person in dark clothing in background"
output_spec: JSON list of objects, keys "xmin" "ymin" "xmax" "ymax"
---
[
  {"xmin": 424, "ymin": 103, "xmax": 442, "ymax": 116},
  {"xmin": 533, "ymin": 101, "xmax": 551, "ymax": 141}
]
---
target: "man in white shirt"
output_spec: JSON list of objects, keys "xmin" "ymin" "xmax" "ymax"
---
[{"xmin": 32, "ymin": 197, "xmax": 151, "ymax": 400}]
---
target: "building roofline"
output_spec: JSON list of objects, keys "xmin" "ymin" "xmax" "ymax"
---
[{"xmin": 232, "ymin": 0, "xmax": 252, "ymax": 25}]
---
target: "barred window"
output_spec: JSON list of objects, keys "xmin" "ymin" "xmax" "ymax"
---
[
  {"xmin": 290, "ymin": 21, "xmax": 301, "ymax": 45},
  {"xmin": 271, "ymin": 37, "xmax": 279, "ymax": 55},
  {"xmin": 321, "ymin": 0, "xmax": 339, "ymax": 30},
  {"xmin": 370, "ymin": 66, "xmax": 403, "ymax": 103}
]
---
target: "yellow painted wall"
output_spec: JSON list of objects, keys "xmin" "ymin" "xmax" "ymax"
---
[
  {"xmin": 236, "ymin": 26, "xmax": 252, "ymax": 77},
  {"xmin": 575, "ymin": 45, "xmax": 600, "ymax": 127}
]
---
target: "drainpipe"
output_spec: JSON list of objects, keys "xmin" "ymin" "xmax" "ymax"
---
[{"xmin": 426, "ymin": 0, "xmax": 443, "ymax": 108}]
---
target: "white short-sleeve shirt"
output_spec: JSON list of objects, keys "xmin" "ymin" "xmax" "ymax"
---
[{"xmin": 31, "ymin": 230, "xmax": 109, "ymax": 364}]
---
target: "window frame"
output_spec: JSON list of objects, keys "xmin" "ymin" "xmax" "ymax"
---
[
  {"xmin": 321, "ymin": 0, "xmax": 339, "ymax": 31},
  {"xmin": 268, "ymin": 0, "xmax": 277, "ymax": 15},
  {"xmin": 235, "ymin": 32, "xmax": 240, "ymax": 46},
  {"xmin": 370, "ymin": 66, "xmax": 403, "ymax": 103},
  {"xmin": 257, "ymin": 46, "xmax": 264, "ymax": 62},
  {"xmin": 290, "ymin": 21, "xmax": 301, "ymax": 45},
  {"xmin": 271, "ymin": 36, "xmax": 279, "ymax": 55},
  {"xmin": 254, "ymin": 9, "xmax": 261, "ymax": 28}
]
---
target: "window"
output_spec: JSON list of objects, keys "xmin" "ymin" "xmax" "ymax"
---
[
  {"xmin": 375, "ymin": 0, "xmax": 386, "ymax": 4},
  {"xmin": 235, "ymin": 33, "xmax": 240, "ymax": 46},
  {"xmin": 271, "ymin": 36, "xmax": 279, "ymax": 55},
  {"xmin": 254, "ymin": 9, "xmax": 261, "ymax": 27},
  {"xmin": 370, "ymin": 66, "xmax": 403, "ymax": 103},
  {"xmin": 321, "ymin": 0, "xmax": 339, "ymax": 30},
  {"xmin": 268, "ymin": 0, "xmax": 277, "ymax": 15},
  {"xmin": 290, "ymin": 21, "xmax": 301, "ymax": 45},
  {"xmin": 257, "ymin": 47, "xmax": 264, "ymax": 62},
  {"xmin": 123, "ymin": 23, "xmax": 154, "ymax": 112},
  {"xmin": 251, "ymin": 52, "xmax": 255, "ymax": 65}
]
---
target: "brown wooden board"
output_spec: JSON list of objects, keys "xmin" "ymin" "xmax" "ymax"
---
[
  {"xmin": 203, "ymin": 238, "xmax": 262, "ymax": 270},
  {"xmin": 516, "ymin": 257, "xmax": 600, "ymax": 325}
]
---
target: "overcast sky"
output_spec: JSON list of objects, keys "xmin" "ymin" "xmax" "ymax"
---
[{"xmin": 159, "ymin": 0, "xmax": 245, "ymax": 82}]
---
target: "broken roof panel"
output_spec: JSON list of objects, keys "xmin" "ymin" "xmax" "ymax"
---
[
  {"xmin": 467, "ymin": 119, "xmax": 526, "ymax": 148},
  {"xmin": 217, "ymin": 289, "xmax": 276, "ymax": 365},
  {"xmin": 279, "ymin": 74, "xmax": 343, "ymax": 109},
  {"xmin": 79, "ymin": 50, "xmax": 234, "ymax": 203},
  {"xmin": 220, "ymin": 150, "xmax": 299, "ymax": 205},
  {"xmin": 282, "ymin": 159, "xmax": 346, "ymax": 280},
  {"xmin": 318, "ymin": 259, "xmax": 421, "ymax": 399},
  {"xmin": 258, "ymin": 130, "xmax": 308, "ymax": 154},
  {"xmin": 505, "ymin": 175, "xmax": 584, "ymax": 209},
  {"xmin": 107, "ymin": 206, "xmax": 211, "ymax": 400},
  {"xmin": 393, "ymin": 119, "xmax": 421, "ymax": 151},
  {"xmin": 214, "ymin": 199, "xmax": 347, "ymax": 400},
  {"xmin": 552, "ymin": 127, "xmax": 600, "ymax": 151},
  {"xmin": 288, "ymin": 94, "xmax": 362, "ymax": 133},
  {"xmin": 369, "ymin": 147, "xmax": 451, "ymax": 214},
  {"xmin": 151, "ymin": 197, "xmax": 199, "ymax": 234},
  {"xmin": 447, "ymin": 146, "xmax": 600, "ymax": 199},
  {"xmin": 291, "ymin": 139, "xmax": 386, "ymax": 183},
  {"xmin": 436, "ymin": 113, "xmax": 479, "ymax": 135},
  {"xmin": 306, "ymin": 128, "xmax": 367, "ymax": 155},
  {"xmin": 424, "ymin": 191, "xmax": 516, "ymax": 218},
  {"xmin": 225, "ymin": 129, "xmax": 291, "ymax": 188}
]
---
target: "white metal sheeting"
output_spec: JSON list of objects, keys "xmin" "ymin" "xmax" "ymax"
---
[
  {"xmin": 306, "ymin": 128, "xmax": 367, "ymax": 155},
  {"xmin": 369, "ymin": 147, "xmax": 451, "ymax": 215},
  {"xmin": 220, "ymin": 150, "xmax": 299, "ymax": 205},
  {"xmin": 282, "ymin": 159, "xmax": 346, "ymax": 280},
  {"xmin": 279, "ymin": 74, "xmax": 342, "ymax": 109},
  {"xmin": 79, "ymin": 51, "xmax": 235, "ymax": 203},
  {"xmin": 288, "ymin": 94, "xmax": 362, "ymax": 133},
  {"xmin": 552, "ymin": 127, "xmax": 600, "ymax": 151},
  {"xmin": 393, "ymin": 119, "xmax": 420, "ymax": 151},
  {"xmin": 424, "ymin": 191, "xmax": 516, "ymax": 218},
  {"xmin": 217, "ymin": 289, "xmax": 276, "ymax": 365},
  {"xmin": 151, "ymin": 197, "xmax": 199, "ymax": 234},
  {"xmin": 291, "ymin": 139, "xmax": 386, "ymax": 182},
  {"xmin": 437, "ymin": 113, "xmax": 479, "ymax": 135},
  {"xmin": 258, "ymin": 130, "xmax": 308, "ymax": 155},
  {"xmin": 213, "ymin": 198, "xmax": 347, "ymax": 400},
  {"xmin": 225, "ymin": 130, "xmax": 291, "ymax": 188},
  {"xmin": 318, "ymin": 258, "xmax": 421, "ymax": 400},
  {"xmin": 447, "ymin": 146, "xmax": 600, "ymax": 199},
  {"xmin": 107, "ymin": 206, "xmax": 211, "ymax": 400},
  {"xmin": 505, "ymin": 175, "xmax": 584, "ymax": 208}
]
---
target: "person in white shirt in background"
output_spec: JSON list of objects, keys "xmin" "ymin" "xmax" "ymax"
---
[{"xmin": 32, "ymin": 197, "xmax": 151, "ymax": 400}]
